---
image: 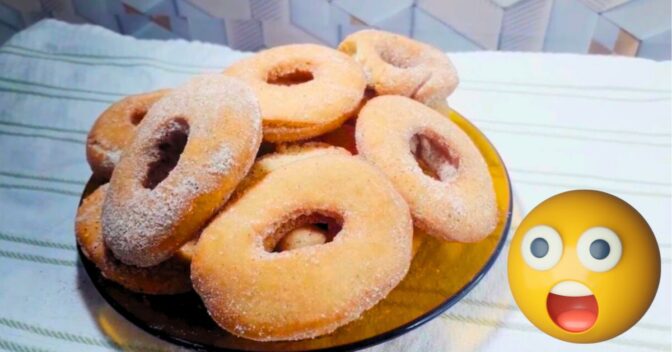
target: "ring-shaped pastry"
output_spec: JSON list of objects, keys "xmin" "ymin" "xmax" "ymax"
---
[
  {"xmin": 191, "ymin": 154, "xmax": 412, "ymax": 341},
  {"xmin": 76, "ymin": 184, "xmax": 194, "ymax": 294},
  {"xmin": 102, "ymin": 75, "xmax": 262, "ymax": 267},
  {"xmin": 224, "ymin": 44, "xmax": 366, "ymax": 142},
  {"xmin": 356, "ymin": 95, "xmax": 497, "ymax": 242},
  {"xmin": 339, "ymin": 30, "xmax": 458, "ymax": 107}
]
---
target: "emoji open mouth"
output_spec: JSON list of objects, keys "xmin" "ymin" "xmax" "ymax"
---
[{"xmin": 547, "ymin": 281, "xmax": 598, "ymax": 333}]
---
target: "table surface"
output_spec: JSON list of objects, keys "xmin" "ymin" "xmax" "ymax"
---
[{"xmin": 0, "ymin": 19, "xmax": 669, "ymax": 352}]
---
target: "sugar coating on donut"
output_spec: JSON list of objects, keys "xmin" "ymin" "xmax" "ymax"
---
[
  {"xmin": 208, "ymin": 144, "xmax": 234, "ymax": 174},
  {"xmin": 274, "ymin": 141, "xmax": 337, "ymax": 154},
  {"xmin": 260, "ymin": 145, "xmax": 349, "ymax": 169},
  {"xmin": 224, "ymin": 44, "xmax": 366, "ymax": 142},
  {"xmin": 76, "ymin": 184, "xmax": 193, "ymax": 294},
  {"xmin": 356, "ymin": 95, "xmax": 497, "ymax": 242},
  {"xmin": 103, "ymin": 175, "xmax": 200, "ymax": 260},
  {"xmin": 227, "ymin": 144, "xmax": 350, "ymax": 205},
  {"xmin": 88, "ymin": 144, "xmax": 122, "ymax": 171},
  {"xmin": 102, "ymin": 74, "xmax": 262, "ymax": 267},
  {"xmin": 105, "ymin": 150, "xmax": 122, "ymax": 167},
  {"xmin": 191, "ymin": 154, "xmax": 412, "ymax": 341},
  {"xmin": 339, "ymin": 30, "xmax": 458, "ymax": 107}
]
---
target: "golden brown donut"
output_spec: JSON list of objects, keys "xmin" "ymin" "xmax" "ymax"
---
[
  {"xmin": 230, "ymin": 143, "xmax": 350, "ymax": 204},
  {"xmin": 227, "ymin": 145, "xmax": 349, "ymax": 253},
  {"xmin": 272, "ymin": 141, "xmax": 334, "ymax": 154},
  {"xmin": 356, "ymin": 96, "xmax": 497, "ymax": 242},
  {"xmin": 339, "ymin": 30, "xmax": 458, "ymax": 107},
  {"xmin": 102, "ymin": 75, "xmax": 262, "ymax": 267},
  {"xmin": 76, "ymin": 184, "xmax": 193, "ymax": 294},
  {"xmin": 191, "ymin": 154, "xmax": 412, "ymax": 341},
  {"xmin": 86, "ymin": 90, "xmax": 170, "ymax": 179},
  {"xmin": 224, "ymin": 44, "xmax": 366, "ymax": 142}
]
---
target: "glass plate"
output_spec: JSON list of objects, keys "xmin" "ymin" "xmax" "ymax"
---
[{"xmin": 79, "ymin": 109, "xmax": 512, "ymax": 352}]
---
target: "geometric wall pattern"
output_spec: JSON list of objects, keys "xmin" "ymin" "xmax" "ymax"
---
[{"xmin": 0, "ymin": 0, "xmax": 669, "ymax": 60}]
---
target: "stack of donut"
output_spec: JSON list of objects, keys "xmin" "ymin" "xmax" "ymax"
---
[{"xmin": 75, "ymin": 30, "xmax": 497, "ymax": 341}]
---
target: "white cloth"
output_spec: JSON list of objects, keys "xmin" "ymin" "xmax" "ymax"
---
[{"xmin": 0, "ymin": 19, "xmax": 669, "ymax": 352}]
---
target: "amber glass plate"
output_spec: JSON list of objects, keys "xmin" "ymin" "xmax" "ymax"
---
[{"xmin": 79, "ymin": 109, "xmax": 512, "ymax": 351}]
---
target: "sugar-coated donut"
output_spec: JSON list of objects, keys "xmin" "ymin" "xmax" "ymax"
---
[
  {"xmin": 226, "ymin": 145, "xmax": 347, "ymax": 253},
  {"xmin": 226, "ymin": 145, "xmax": 348, "ymax": 253},
  {"xmin": 76, "ymin": 184, "xmax": 193, "ymax": 294},
  {"xmin": 102, "ymin": 75, "xmax": 262, "ymax": 267},
  {"xmin": 356, "ymin": 96, "xmax": 497, "ymax": 242},
  {"xmin": 224, "ymin": 44, "xmax": 366, "ymax": 142},
  {"xmin": 87, "ymin": 90, "xmax": 169, "ymax": 179},
  {"xmin": 339, "ymin": 30, "xmax": 458, "ymax": 107},
  {"xmin": 273, "ymin": 141, "xmax": 334, "ymax": 154},
  {"xmin": 191, "ymin": 154, "xmax": 412, "ymax": 341},
  {"xmin": 230, "ymin": 143, "xmax": 350, "ymax": 204}
]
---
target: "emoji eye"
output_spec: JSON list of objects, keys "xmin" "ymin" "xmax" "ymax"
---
[
  {"xmin": 521, "ymin": 225, "xmax": 563, "ymax": 271},
  {"xmin": 577, "ymin": 227, "xmax": 622, "ymax": 272}
]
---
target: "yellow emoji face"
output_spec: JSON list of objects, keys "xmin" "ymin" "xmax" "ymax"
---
[{"xmin": 508, "ymin": 190, "xmax": 660, "ymax": 343}]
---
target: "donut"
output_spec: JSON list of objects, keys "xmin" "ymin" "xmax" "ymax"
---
[
  {"xmin": 230, "ymin": 143, "xmax": 350, "ymax": 204},
  {"xmin": 237, "ymin": 145, "xmax": 349, "ymax": 252},
  {"xmin": 271, "ymin": 140, "xmax": 342, "ymax": 158},
  {"xmin": 102, "ymin": 75, "xmax": 262, "ymax": 267},
  {"xmin": 225, "ymin": 145, "xmax": 347, "ymax": 254},
  {"xmin": 224, "ymin": 44, "xmax": 367, "ymax": 142},
  {"xmin": 356, "ymin": 95, "xmax": 497, "ymax": 242},
  {"xmin": 339, "ymin": 30, "xmax": 459, "ymax": 107},
  {"xmin": 191, "ymin": 154, "xmax": 412, "ymax": 341},
  {"xmin": 87, "ymin": 90, "xmax": 170, "ymax": 179},
  {"xmin": 76, "ymin": 184, "xmax": 193, "ymax": 294}
]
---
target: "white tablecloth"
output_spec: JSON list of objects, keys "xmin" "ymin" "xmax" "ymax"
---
[{"xmin": 0, "ymin": 19, "xmax": 669, "ymax": 352}]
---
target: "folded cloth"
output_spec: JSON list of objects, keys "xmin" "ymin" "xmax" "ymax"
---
[{"xmin": 0, "ymin": 19, "xmax": 669, "ymax": 352}]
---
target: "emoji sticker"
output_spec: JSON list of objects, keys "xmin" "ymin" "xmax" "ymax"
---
[{"xmin": 508, "ymin": 190, "xmax": 660, "ymax": 343}]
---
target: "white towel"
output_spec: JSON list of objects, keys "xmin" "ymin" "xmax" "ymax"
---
[{"xmin": 0, "ymin": 19, "xmax": 669, "ymax": 352}]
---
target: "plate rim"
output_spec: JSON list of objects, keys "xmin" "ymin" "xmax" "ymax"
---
[{"xmin": 79, "ymin": 119, "xmax": 513, "ymax": 352}]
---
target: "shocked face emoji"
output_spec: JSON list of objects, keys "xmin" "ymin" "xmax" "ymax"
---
[{"xmin": 508, "ymin": 190, "xmax": 660, "ymax": 343}]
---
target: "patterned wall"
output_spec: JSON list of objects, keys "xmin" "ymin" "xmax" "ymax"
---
[{"xmin": 0, "ymin": 0, "xmax": 669, "ymax": 60}]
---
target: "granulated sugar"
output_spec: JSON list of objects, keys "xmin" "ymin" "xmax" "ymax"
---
[
  {"xmin": 102, "ymin": 74, "xmax": 262, "ymax": 267},
  {"xmin": 208, "ymin": 144, "xmax": 233, "ymax": 174}
]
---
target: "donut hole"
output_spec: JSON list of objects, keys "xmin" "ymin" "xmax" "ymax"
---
[
  {"xmin": 410, "ymin": 131, "xmax": 459, "ymax": 182},
  {"xmin": 142, "ymin": 118, "xmax": 190, "ymax": 190},
  {"xmin": 378, "ymin": 44, "xmax": 418, "ymax": 69},
  {"xmin": 267, "ymin": 67, "xmax": 314, "ymax": 86},
  {"xmin": 130, "ymin": 108, "xmax": 147, "ymax": 126},
  {"xmin": 265, "ymin": 212, "xmax": 343, "ymax": 253}
]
